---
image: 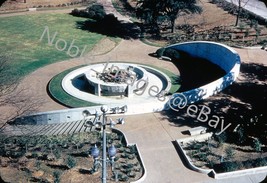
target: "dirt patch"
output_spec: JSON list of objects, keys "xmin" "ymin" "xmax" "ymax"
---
[
  {"xmin": 0, "ymin": 167, "xmax": 29, "ymax": 182},
  {"xmin": 175, "ymin": 0, "xmax": 236, "ymax": 31},
  {"xmin": 60, "ymin": 169, "xmax": 98, "ymax": 183}
]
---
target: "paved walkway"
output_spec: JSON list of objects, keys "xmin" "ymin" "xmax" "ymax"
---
[{"xmin": 117, "ymin": 113, "xmax": 267, "ymax": 183}]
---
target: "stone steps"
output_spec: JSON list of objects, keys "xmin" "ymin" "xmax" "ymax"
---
[{"xmin": 1, "ymin": 120, "xmax": 91, "ymax": 136}]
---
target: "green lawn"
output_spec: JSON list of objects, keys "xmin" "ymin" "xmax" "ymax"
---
[
  {"xmin": 48, "ymin": 65, "xmax": 100, "ymax": 108},
  {"xmin": 0, "ymin": 13, "xmax": 104, "ymax": 79}
]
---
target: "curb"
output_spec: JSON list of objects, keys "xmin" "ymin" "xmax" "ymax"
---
[
  {"xmin": 176, "ymin": 135, "xmax": 267, "ymax": 180},
  {"xmin": 111, "ymin": 128, "xmax": 147, "ymax": 183}
]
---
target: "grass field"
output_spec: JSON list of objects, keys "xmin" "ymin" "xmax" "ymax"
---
[{"xmin": 0, "ymin": 13, "xmax": 104, "ymax": 79}]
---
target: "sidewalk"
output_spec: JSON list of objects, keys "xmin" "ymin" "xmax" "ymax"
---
[{"xmin": 117, "ymin": 112, "xmax": 267, "ymax": 183}]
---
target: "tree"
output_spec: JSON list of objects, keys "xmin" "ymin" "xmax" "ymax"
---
[
  {"xmin": 230, "ymin": 0, "xmax": 250, "ymax": 26},
  {"xmin": 0, "ymin": 55, "xmax": 42, "ymax": 130},
  {"xmin": 136, "ymin": 0, "xmax": 202, "ymax": 33}
]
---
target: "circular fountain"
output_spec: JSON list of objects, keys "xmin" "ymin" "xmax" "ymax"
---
[
  {"xmin": 84, "ymin": 63, "xmax": 149, "ymax": 97},
  {"xmin": 61, "ymin": 62, "xmax": 172, "ymax": 104}
]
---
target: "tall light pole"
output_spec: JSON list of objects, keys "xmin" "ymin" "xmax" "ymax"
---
[
  {"xmin": 84, "ymin": 105, "xmax": 127, "ymax": 183},
  {"xmin": 100, "ymin": 105, "xmax": 108, "ymax": 183}
]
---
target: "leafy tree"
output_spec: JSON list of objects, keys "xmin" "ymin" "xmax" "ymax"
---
[{"xmin": 136, "ymin": 0, "xmax": 202, "ymax": 33}]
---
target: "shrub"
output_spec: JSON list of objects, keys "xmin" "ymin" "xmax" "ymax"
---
[
  {"xmin": 121, "ymin": 153, "xmax": 128, "ymax": 158},
  {"xmin": 128, "ymin": 172, "xmax": 136, "ymax": 178},
  {"xmin": 155, "ymin": 47, "xmax": 165, "ymax": 57},
  {"xmin": 207, "ymin": 159, "xmax": 215, "ymax": 168},
  {"xmin": 35, "ymin": 161, "xmax": 41, "ymax": 170},
  {"xmin": 128, "ymin": 146, "xmax": 137, "ymax": 154},
  {"xmin": 225, "ymin": 147, "xmax": 235, "ymax": 160},
  {"xmin": 128, "ymin": 154, "xmax": 135, "ymax": 160},
  {"xmin": 164, "ymin": 48, "xmax": 181, "ymax": 60},
  {"xmin": 53, "ymin": 148, "xmax": 61, "ymax": 159},
  {"xmin": 120, "ymin": 174, "xmax": 129, "ymax": 181},
  {"xmin": 70, "ymin": 4, "xmax": 106, "ymax": 20},
  {"xmin": 221, "ymin": 162, "xmax": 241, "ymax": 172},
  {"xmin": 66, "ymin": 156, "xmax": 76, "ymax": 168},
  {"xmin": 254, "ymin": 158, "xmax": 267, "ymax": 167},
  {"xmin": 216, "ymin": 132, "xmax": 227, "ymax": 145},
  {"xmin": 53, "ymin": 170, "xmax": 61, "ymax": 183},
  {"xmin": 237, "ymin": 127, "xmax": 246, "ymax": 145},
  {"xmin": 243, "ymin": 159, "xmax": 254, "ymax": 168},
  {"xmin": 196, "ymin": 152, "xmax": 208, "ymax": 162},
  {"xmin": 252, "ymin": 138, "xmax": 262, "ymax": 152},
  {"xmin": 85, "ymin": 4, "xmax": 106, "ymax": 21}
]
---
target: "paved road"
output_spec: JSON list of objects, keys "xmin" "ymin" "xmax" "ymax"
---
[{"xmin": 226, "ymin": 0, "xmax": 267, "ymax": 19}]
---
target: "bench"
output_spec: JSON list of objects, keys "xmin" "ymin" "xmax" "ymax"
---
[
  {"xmin": 158, "ymin": 56, "xmax": 172, "ymax": 61},
  {"xmin": 28, "ymin": 8, "xmax": 37, "ymax": 11},
  {"xmin": 188, "ymin": 126, "xmax": 207, "ymax": 136}
]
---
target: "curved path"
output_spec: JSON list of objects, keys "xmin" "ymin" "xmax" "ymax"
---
[{"xmin": 1, "ymin": 2, "xmax": 267, "ymax": 183}]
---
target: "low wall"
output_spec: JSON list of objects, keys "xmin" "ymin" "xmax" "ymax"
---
[
  {"xmin": 13, "ymin": 104, "xmax": 125, "ymax": 125},
  {"xmin": 166, "ymin": 41, "xmax": 241, "ymax": 106},
  {"xmin": 112, "ymin": 128, "xmax": 147, "ymax": 183},
  {"xmin": 175, "ymin": 133, "xmax": 213, "ymax": 175},
  {"xmin": 210, "ymin": 166, "xmax": 267, "ymax": 179}
]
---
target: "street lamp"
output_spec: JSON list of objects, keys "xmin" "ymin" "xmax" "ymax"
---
[
  {"xmin": 85, "ymin": 105, "xmax": 126, "ymax": 183},
  {"xmin": 90, "ymin": 144, "xmax": 117, "ymax": 174},
  {"xmin": 101, "ymin": 105, "xmax": 108, "ymax": 183},
  {"xmin": 91, "ymin": 144, "xmax": 100, "ymax": 172}
]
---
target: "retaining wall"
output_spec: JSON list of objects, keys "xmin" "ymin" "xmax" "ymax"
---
[{"xmin": 166, "ymin": 41, "xmax": 241, "ymax": 106}]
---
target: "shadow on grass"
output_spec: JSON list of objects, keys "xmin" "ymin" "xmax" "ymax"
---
[{"xmin": 75, "ymin": 14, "xmax": 141, "ymax": 39}]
